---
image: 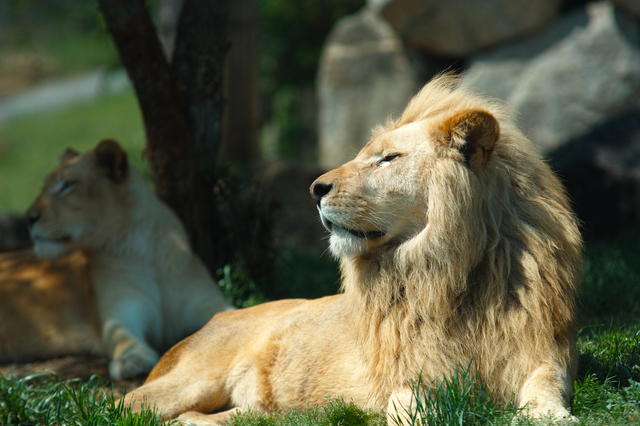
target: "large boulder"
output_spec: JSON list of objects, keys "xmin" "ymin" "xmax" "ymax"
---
[
  {"xmin": 380, "ymin": 0, "xmax": 562, "ymax": 57},
  {"xmin": 464, "ymin": 2, "xmax": 640, "ymax": 153},
  {"xmin": 317, "ymin": 8, "xmax": 422, "ymax": 170},
  {"xmin": 550, "ymin": 107, "xmax": 640, "ymax": 239},
  {"xmin": 612, "ymin": 0, "xmax": 640, "ymax": 19}
]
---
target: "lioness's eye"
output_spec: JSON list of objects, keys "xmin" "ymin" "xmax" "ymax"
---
[
  {"xmin": 377, "ymin": 154, "xmax": 399, "ymax": 167},
  {"xmin": 56, "ymin": 180, "xmax": 77, "ymax": 194}
]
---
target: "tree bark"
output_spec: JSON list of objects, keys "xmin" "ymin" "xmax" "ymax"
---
[
  {"xmin": 171, "ymin": 0, "xmax": 230, "ymax": 272},
  {"xmin": 97, "ymin": 0, "xmax": 230, "ymax": 274},
  {"xmin": 219, "ymin": 0, "xmax": 260, "ymax": 163}
]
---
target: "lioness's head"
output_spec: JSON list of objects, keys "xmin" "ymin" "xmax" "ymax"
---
[
  {"xmin": 311, "ymin": 76, "xmax": 501, "ymax": 260},
  {"xmin": 26, "ymin": 139, "xmax": 131, "ymax": 258}
]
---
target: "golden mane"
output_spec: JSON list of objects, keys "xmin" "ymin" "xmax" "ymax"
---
[{"xmin": 344, "ymin": 73, "xmax": 582, "ymax": 403}]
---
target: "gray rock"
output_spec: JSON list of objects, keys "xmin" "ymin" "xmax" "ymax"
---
[
  {"xmin": 381, "ymin": 0, "xmax": 562, "ymax": 57},
  {"xmin": 317, "ymin": 8, "xmax": 422, "ymax": 170},
  {"xmin": 612, "ymin": 0, "xmax": 640, "ymax": 19},
  {"xmin": 464, "ymin": 2, "xmax": 640, "ymax": 153},
  {"xmin": 550, "ymin": 107, "xmax": 640, "ymax": 239}
]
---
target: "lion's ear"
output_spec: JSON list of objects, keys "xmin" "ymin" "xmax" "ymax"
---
[
  {"xmin": 93, "ymin": 139, "xmax": 129, "ymax": 183},
  {"xmin": 437, "ymin": 109, "xmax": 500, "ymax": 173},
  {"xmin": 60, "ymin": 148, "xmax": 80, "ymax": 164}
]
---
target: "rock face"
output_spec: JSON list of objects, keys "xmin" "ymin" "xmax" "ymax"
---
[
  {"xmin": 612, "ymin": 0, "xmax": 640, "ymax": 19},
  {"xmin": 317, "ymin": 8, "xmax": 421, "ymax": 170},
  {"xmin": 381, "ymin": 0, "xmax": 562, "ymax": 57},
  {"xmin": 316, "ymin": 1, "xmax": 640, "ymax": 237},
  {"xmin": 464, "ymin": 2, "xmax": 640, "ymax": 153},
  {"xmin": 550, "ymin": 107, "xmax": 640, "ymax": 239}
]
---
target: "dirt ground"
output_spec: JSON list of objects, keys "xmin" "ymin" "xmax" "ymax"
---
[{"xmin": 0, "ymin": 355, "xmax": 145, "ymax": 397}]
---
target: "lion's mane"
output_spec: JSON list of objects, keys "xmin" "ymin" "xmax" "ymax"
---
[{"xmin": 341, "ymin": 74, "xmax": 582, "ymax": 404}]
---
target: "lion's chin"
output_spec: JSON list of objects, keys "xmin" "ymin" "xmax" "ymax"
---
[
  {"xmin": 33, "ymin": 238, "xmax": 72, "ymax": 259},
  {"xmin": 328, "ymin": 226, "xmax": 381, "ymax": 258}
]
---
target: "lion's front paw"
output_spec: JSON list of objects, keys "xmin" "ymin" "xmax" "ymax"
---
[
  {"xmin": 177, "ymin": 409, "xmax": 242, "ymax": 426},
  {"xmin": 108, "ymin": 342, "xmax": 159, "ymax": 380},
  {"xmin": 520, "ymin": 407, "xmax": 578, "ymax": 425}
]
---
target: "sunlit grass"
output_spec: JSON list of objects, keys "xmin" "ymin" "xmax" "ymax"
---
[
  {"xmin": 0, "ymin": 374, "xmax": 170, "ymax": 426},
  {"xmin": 388, "ymin": 361, "xmax": 522, "ymax": 426},
  {"xmin": 3, "ymin": 324, "xmax": 639, "ymax": 426}
]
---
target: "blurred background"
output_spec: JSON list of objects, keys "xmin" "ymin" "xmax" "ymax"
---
[{"xmin": 0, "ymin": 0, "xmax": 638, "ymax": 321}]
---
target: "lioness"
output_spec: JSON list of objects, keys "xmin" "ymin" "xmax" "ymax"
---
[
  {"xmin": 0, "ymin": 140, "xmax": 233, "ymax": 380},
  {"xmin": 124, "ymin": 74, "xmax": 582, "ymax": 424}
]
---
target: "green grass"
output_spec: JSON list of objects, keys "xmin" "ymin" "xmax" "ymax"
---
[
  {"xmin": 0, "ymin": 91, "xmax": 145, "ymax": 213},
  {"xmin": 579, "ymin": 233, "xmax": 640, "ymax": 326},
  {"xmin": 3, "ymin": 237, "xmax": 639, "ymax": 426},
  {"xmin": 0, "ymin": 374, "xmax": 170, "ymax": 426},
  {"xmin": 5, "ymin": 330, "xmax": 639, "ymax": 426},
  {"xmin": 231, "ymin": 398, "xmax": 385, "ymax": 426},
  {"xmin": 388, "ymin": 362, "xmax": 523, "ymax": 426}
]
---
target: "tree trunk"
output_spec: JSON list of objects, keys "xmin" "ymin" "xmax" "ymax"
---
[
  {"xmin": 219, "ymin": 0, "xmax": 260, "ymax": 163},
  {"xmin": 97, "ymin": 0, "xmax": 230, "ymax": 275},
  {"xmin": 171, "ymin": 0, "xmax": 230, "ymax": 273}
]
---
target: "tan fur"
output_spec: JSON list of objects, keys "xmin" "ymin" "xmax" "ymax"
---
[
  {"xmin": 0, "ymin": 140, "xmax": 233, "ymax": 380},
  {"xmin": 124, "ymin": 74, "xmax": 582, "ymax": 424}
]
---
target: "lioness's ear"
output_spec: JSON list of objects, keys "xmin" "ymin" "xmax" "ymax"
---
[
  {"xmin": 60, "ymin": 148, "xmax": 80, "ymax": 164},
  {"xmin": 93, "ymin": 139, "xmax": 128, "ymax": 183},
  {"xmin": 436, "ymin": 109, "xmax": 499, "ymax": 173}
]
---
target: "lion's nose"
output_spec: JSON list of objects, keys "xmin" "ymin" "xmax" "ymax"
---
[{"xmin": 310, "ymin": 181, "xmax": 334, "ymax": 204}]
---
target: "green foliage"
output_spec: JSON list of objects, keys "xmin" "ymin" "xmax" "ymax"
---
[
  {"xmin": 259, "ymin": 0, "xmax": 364, "ymax": 90},
  {"xmin": 264, "ymin": 246, "xmax": 340, "ymax": 300},
  {"xmin": 259, "ymin": 0, "xmax": 365, "ymax": 161},
  {"xmin": 265, "ymin": 86, "xmax": 311, "ymax": 160},
  {"xmin": 1, "ymin": 1, "xmax": 118, "ymax": 75},
  {"xmin": 0, "ymin": 374, "xmax": 170, "ymax": 426},
  {"xmin": 217, "ymin": 263, "xmax": 268, "ymax": 308},
  {"xmin": 216, "ymin": 247, "xmax": 339, "ymax": 307}
]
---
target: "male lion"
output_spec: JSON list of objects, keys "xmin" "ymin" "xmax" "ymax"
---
[
  {"xmin": 0, "ymin": 140, "xmax": 233, "ymax": 380},
  {"xmin": 123, "ymin": 74, "xmax": 582, "ymax": 424}
]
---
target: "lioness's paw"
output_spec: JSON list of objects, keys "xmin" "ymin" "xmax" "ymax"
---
[{"xmin": 109, "ymin": 343, "xmax": 159, "ymax": 380}]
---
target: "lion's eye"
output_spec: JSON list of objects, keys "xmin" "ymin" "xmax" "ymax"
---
[{"xmin": 377, "ymin": 154, "xmax": 399, "ymax": 167}]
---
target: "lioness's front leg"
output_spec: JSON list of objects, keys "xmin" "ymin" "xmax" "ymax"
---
[
  {"xmin": 102, "ymin": 317, "xmax": 160, "ymax": 380},
  {"xmin": 91, "ymin": 258, "xmax": 163, "ymax": 380}
]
